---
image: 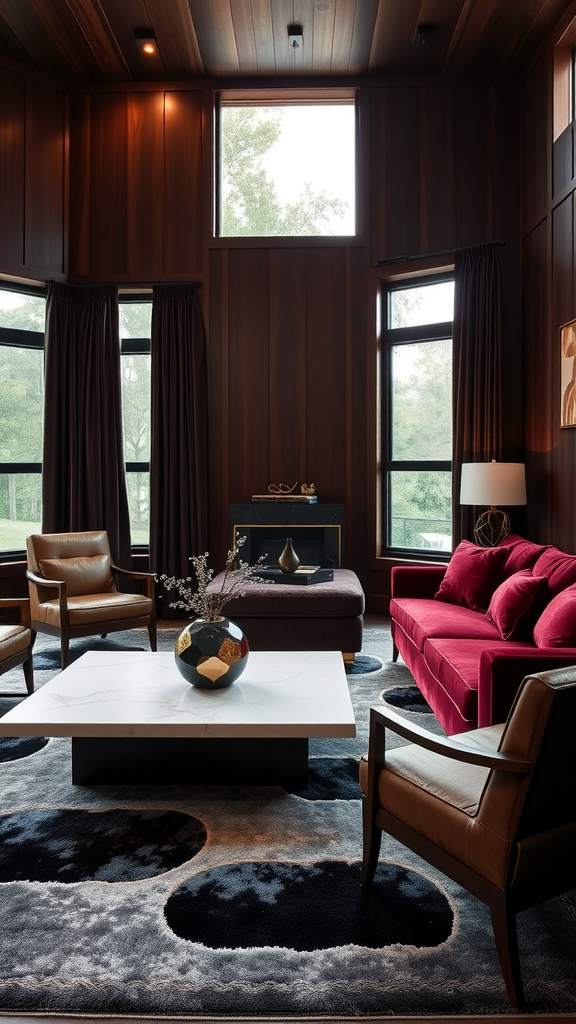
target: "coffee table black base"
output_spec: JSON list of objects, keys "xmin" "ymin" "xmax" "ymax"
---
[{"xmin": 71, "ymin": 736, "xmax": 309, "ymax": 786}]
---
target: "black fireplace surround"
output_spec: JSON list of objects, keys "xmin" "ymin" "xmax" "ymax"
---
[{"xmin": 230, "ymin": 503, "xmax": 345, "ymax": 570}]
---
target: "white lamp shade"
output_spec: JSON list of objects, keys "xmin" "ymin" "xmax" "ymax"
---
[{"xmin": 460, "ymin": 462, "xmax": 527, "ymax": 507}]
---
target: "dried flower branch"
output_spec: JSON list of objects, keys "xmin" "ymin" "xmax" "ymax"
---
[{"xmin": 157, "ymin": 536, "xmax": 272, "ymax": 622}]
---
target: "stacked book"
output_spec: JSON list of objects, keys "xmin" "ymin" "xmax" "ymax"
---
[
  {"xmin": 257, "ymin": 566, "xmax": 333, "ymax": 586},
  {"xmin": 251, "ymin": 494, "xmax": 318, "ymax": 503}
]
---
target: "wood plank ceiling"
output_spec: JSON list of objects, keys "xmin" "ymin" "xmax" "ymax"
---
[{"xmin": 0, "ymin": 0, "xmax": 573, "ymax": 83}]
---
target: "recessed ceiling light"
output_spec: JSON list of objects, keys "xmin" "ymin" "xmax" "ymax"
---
[
  {"xmin": 135, "ymin": 30, "xmax": 157, "ymax": 56},
  {"xmin": 413, "ymin": 24, "xmax": 436, "ymax": 47},
  {"xmin": 288, "ymin": 24, "xmax": 303, "ymax": 49}
]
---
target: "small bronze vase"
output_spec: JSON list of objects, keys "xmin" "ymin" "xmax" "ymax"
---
[
  {"xmin": 278, "ymin": 537, "xmax": 300, "ymax": 574},
  {"xmin": 174, "ymin": 617, "xmax": 249, "ymax": 689}
]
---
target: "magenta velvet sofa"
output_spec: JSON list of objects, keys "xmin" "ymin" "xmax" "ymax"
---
[{"xmin": 390, "ymin": 535, "xmax": 576, "ymax": 734}]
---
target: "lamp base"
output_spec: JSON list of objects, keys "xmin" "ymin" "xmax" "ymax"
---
[{"xmin": 473, "ymin": 507, "xmax": 510, "ymax": 548}]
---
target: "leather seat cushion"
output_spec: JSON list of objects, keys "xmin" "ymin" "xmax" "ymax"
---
[
  {"xmin": 359, "ymin": 723, "xmax": 508, "ymax": 886},
  {"xmin": 216, "ymin": 568, "xmax": 365, "ymax": 618},
  {"xmin": 38, "ymin": 592, "xmax": 153, "ymax": 628},
  {"xmin": 0, "ymin": 624, "xmax": 31, "ymax": 659},
  {"xmin": 390, "ymin": 597, "xmax": 501, "ymax": 654},
  {"xmin": 37, "ymin": 555, "xmax": 114, "ymax": 597}
]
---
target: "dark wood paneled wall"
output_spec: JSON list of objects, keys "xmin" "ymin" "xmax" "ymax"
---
[
  {"xmin": 0, "ymin": 65, "xmax": 66, "ymax": 280},
  {"xmin": 0, "ymin": 63, "xmax": 525, "ymax": 603},
  {"xmin": 68, "ymin": 86, "xmax": 203, "ymax": 281},
  {"xmin": 522, "ymin": 32, "xmax": 576, "ymax": 553}
]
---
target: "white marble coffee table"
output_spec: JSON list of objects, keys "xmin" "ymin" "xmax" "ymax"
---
[{"xmin": 0, "ymin": 650, "xmax": 356, "ymax": 786}]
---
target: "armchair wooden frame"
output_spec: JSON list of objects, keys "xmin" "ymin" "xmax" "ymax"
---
[
  {"xmin": 26, "ymin": 563, "xmax": 157, "ymax": 670},
  {"xmin": 361, "ymin": 698, "xmax": 575, "ymax": 1011},
  {"xmin": 0, "ymin": 597, "xmax": 34, "ymax": 696}
]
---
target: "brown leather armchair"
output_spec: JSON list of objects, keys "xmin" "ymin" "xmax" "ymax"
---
[
  {"xmin": 360, "ymin": 666, "xmax": 576, "ymax": 1011},
  {"xmin": 26, "ymin": 531, "xmax": 157, "ymax": 669},
  {"xmin": 0, "ymin": 597, "xmax": 34, "ymax": 695}
]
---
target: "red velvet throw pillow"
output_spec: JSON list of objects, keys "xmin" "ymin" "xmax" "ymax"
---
[
  {"xmin": 533, "ymin": 584, "xmax": 576, "ymax": 647},
  {"xmin": 499, "ymin": 535, "xmax": 550, "ymax": 577},
  {"xmin": 434, "ymin": 540, "xmax": 507, "ymax": 612},
  {"xmin": 532, "ymin": 546, "xmax": 576, "ymax": 598},
  {"xmin": 486, "ymin": 569, "xmax": 545, "ymax": 640}
]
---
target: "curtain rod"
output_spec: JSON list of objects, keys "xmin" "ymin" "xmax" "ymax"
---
[{"xmin": 376, "ymin": 240, "xmax": 505, "ymax": 266}]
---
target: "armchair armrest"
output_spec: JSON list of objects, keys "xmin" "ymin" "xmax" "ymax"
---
[
  {"xmin": 111, "ymin": 564, "xmax": 155, "ymax": 599},
  {"xmin": 477, "ymin": 647, "xmax": 576, "ymax": 728},
  {"xmin": 0, "ymin": 597, "xmax": 31, "ymax": 627},
  {"xmin": 26, "ymin": 568, "xmax": 65, "ymax": 589},
  {"xmin": 391, "ymin": 565, "xmax": 447, "ymax": 600},
  {"xmin": 26, "ymin": 569, "xmax": 69, "ymax": 627},
  {"xmin": 367, "ymin": 704, "xmax": 530, "ymax": 773}
]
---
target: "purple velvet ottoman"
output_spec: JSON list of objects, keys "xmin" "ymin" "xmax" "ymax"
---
[{"xmin": 210, "ymin": 568, "xmax": 364, "ymax": 663}]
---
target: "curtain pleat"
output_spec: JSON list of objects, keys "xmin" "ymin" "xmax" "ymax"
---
[
  {"xmin": 42, "ymin": 281, "xmax": 131, "ymax": 566},
  {"xmin": 149, "ymin": 283, "xmax": 209, "ymax": 603},
  {"xmin": 452, "ymin": 243, "xmax": 502, "ymax": 546}
]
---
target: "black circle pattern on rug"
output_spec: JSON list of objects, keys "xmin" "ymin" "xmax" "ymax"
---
[
  {"xmin": 0, "ymin": 809, "xmax": 207, "ymax": 882},
  {"xmin": 380, "ymin": 685, "xmax": 432, "ymax": 714},
  {"xmin": 287, "ymin": 756, "xmax": 361, "ymax": 800},
  {"xmin": 0, "ymin": 735, "xmax": 49, "ymax": 763},
  {"xmin": 164, "ymin": 859, "xmax": 452, "ymax": 950},
  {"xmin": 346, "ymin": 655, "xmax": 382, "ymax": 675}
]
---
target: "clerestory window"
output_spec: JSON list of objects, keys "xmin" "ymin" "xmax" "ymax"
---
[{"xmin": 217, "ymin": 90, "xmax": 356, "ymax": 237}]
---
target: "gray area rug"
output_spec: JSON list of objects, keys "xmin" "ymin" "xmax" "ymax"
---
[{"xmin": 0, "ymin": 627, "xmax": 575, "ymax": 1017}]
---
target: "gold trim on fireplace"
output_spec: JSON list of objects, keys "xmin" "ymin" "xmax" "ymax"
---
[{"xmin": 233, "ymin": 523, "xmax": 342, "ymax": 567}]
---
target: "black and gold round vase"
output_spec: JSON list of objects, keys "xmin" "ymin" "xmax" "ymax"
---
[{"xmin": 174, "ymin": 617, "xmax": 249, "ymax": 689}]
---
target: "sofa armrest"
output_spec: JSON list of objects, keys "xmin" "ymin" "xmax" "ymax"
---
[
  {"xmin": 391, "ymin": 564, "xmax": 447, "ymax": 600},
  {"xmin": 477, "ymin": 646, "xmax": 576, "ymax": 727}
]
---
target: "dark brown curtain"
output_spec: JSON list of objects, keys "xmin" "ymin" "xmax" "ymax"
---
[
  {"xmin": 149, "ymin": 283, "xmax": 208, "ymax": 593},
  {"xmin": 42, "ymin": 281, "xmax": 131, "ymax": 566},
  {"xmin": 452, "ymin": 243, "xmax": 502, "ymax": 546}
]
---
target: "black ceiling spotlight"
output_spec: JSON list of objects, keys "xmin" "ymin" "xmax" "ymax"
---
[
  {"xmin": 134, "ymin": 29, "xmax": 157, "ymax": 56},
  {"xmin": 288, "ymin": 24, "xmax": 303, "ymax": 49},
  {"xmin": 414, "ymin": 23, "xmax": 436, "ymax": 47}
]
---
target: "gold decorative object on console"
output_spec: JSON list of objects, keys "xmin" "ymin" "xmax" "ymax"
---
[
  {"xmin": 300, "ymin": 483, "xmax": 315, "ymax": 495},
  {"xmin": 268, "ymin": 482, "xmax": 298, "ymax": 494}
]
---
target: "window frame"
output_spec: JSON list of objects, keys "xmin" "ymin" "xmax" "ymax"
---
[
  {"xmin": 215, "ymin": 87, "xmax": 359, "ymax": 241},
  {"xmin": 0, "ymin": 283, "xmax": 46, "ymax": 560},
  {"xmin": 381, "ymin": 272, "xmax": 454, "ymax": 558},
  {"xmin": 118, "ymin": 294, "xmax": 151, "ymax": 552}
]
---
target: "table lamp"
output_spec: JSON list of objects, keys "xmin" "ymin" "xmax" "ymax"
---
[{"xmin": 460, "ymin": 461, "xmax": 527, "ymax": 547}]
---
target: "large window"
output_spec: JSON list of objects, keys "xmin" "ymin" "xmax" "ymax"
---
[
  {"xmin": 0, "ymin": 287, "xmax": 45, "ymax": 553},
  {"xmin": 0, "ymin": 290, "xmax": 151, "ymax": 555},
  {"xmin": 119, "ymin": 299, "xmax": 151, "ymax": 546},
  {"xmin": 382, "ymin": 276, "xmax": 454, "ymax": 555},
  {"xmin": 218, "ymin": 92, "xmax": 356, "ymax": 237}
]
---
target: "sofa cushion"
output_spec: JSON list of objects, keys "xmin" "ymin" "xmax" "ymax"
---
[
  {"xmin": 422, "ymin": 638, "xmax": 486, "ymax": 726},
  {"xmin": 390, "ymin": 597, "xmax": 501, "ymax": 654},
  {"xmin": 486, "ymin": 570, "xmax": 545, "ymax": 640},
  {"xmin": 422, "ymin": 637, "xmax": 534, "ymax": 728},
  {"xmin": 532, "ymin": 546, "xmax": 576, "ymax": 599},
  {"xmin": 533, "ymin": 585, "xmax": 576, "ymax": 647},
  {"xmin": 499, "ymin": 535, "xmax": 549, "ymax": 576},
  {"xmin": 434, "ymin": 540, "xmax": 507, "ymax": 612}
]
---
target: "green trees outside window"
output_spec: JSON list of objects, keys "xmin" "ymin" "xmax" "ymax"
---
[
  {"xmin": 219, "ymin": 102, "xmax": 355, "ymax": 237},
  {"xmin": 0, "ymin": 290, "xmax": 45, "ymax": 551},
  {"xmin": 383, "ymin": 278, "xmax": 454, "ymax": 554}
]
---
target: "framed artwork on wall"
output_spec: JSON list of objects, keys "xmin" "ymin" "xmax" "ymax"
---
[{"xmin": 560, "ymin": 318, "xmax": 576, "ymax": 427}]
